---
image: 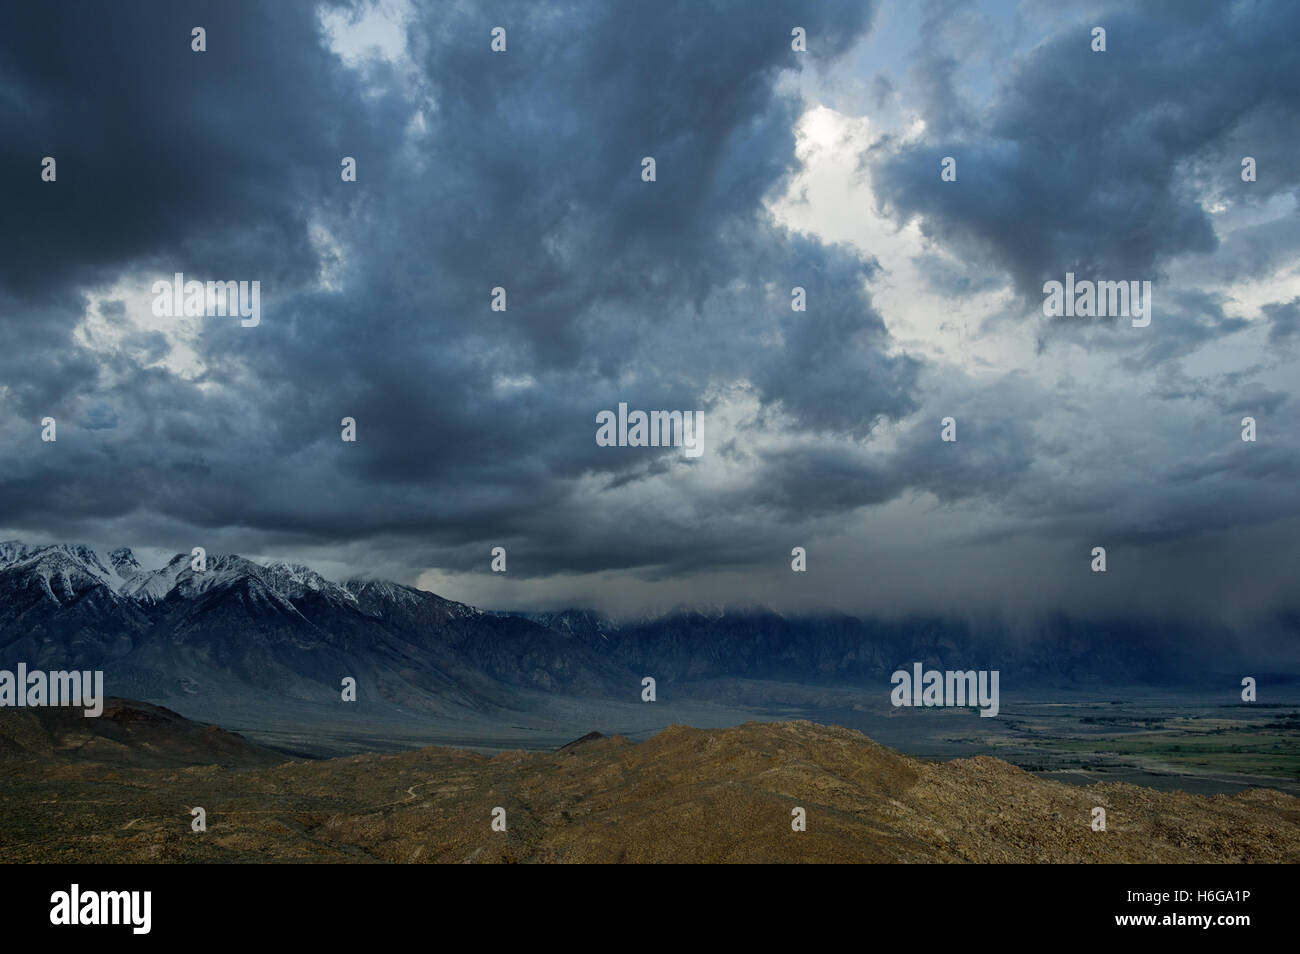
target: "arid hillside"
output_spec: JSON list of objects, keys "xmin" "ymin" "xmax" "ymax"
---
[{"xmin": 1, "ymin": 706, "xmax": 1296, "ymax": 863}]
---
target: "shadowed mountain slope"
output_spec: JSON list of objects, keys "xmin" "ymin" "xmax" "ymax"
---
[{"xmin": 0, "ymin": 697, "xmax": 289, "ymax": 768}]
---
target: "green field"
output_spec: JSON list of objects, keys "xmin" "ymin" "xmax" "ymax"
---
[{"xmin": 1004, "ymin": 711, "xmax": 1300, "ymax": 783}]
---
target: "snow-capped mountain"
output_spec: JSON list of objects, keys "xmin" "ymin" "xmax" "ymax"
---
[
  {"xmin": 0, "ymin": 541, "xmax": 1274, "ymax": 728},
  {"xmin": 0, "ymin": 540, "xmax": 627, "ymax": 716},
  {"xmin": 107, "ymin": 546, "xmax": 142, "ymax": 579},
  {"xmin": 261, "ymin": 561, "xmax": 359, "ymax": 608},
  {"xmin": 0, "ymin": 540, "xmax": 136, "ymax": 604},
  {"xmin": 0, "ymin": 541, "xmax": 431, "ymax": 614}
]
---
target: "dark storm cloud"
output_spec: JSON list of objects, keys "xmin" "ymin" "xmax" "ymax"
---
[
  {"xmin": 0, "ymin": 1, "xmax": 934, "ymax": 578},
  {"xmin": 1265, "ymin": 298, "xmax": 1300, "ymax": 346},
  {"xmin": 868, "ymin": 0, "xmax": 1300, "ymax": 304},
  {"xmin": 1111, "ymin": 288, "xmax": 1250, "ymax": 369},
  {"xmin": 2, "ymin": 1, "xmax": 1297, "ymax": 626},
  {"xmin": 0, "ymin": 1, "xmax": 403, "ymax": 300},
  {"xmin": 0, "ymin": 0, "xmax": 409, "ymax": 429}
]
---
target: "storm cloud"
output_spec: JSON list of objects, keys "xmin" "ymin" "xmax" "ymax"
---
[{"xmin": 1, "ymin": 0, "xmax": 1298, "ymax": 628}]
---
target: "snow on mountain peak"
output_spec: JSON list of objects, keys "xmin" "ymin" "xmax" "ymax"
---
[
  {"xmin": 0, "ymin": 540, "xmax": 470, "ymax": 617},
  {"xmin": 0, "ymin": 540, "xmax": 127, "ymax": 604},
  {"xmin": 262, "ymin": 561, "xmax": 359, "ymax": 605},
  {"xmin": 108, "ymin": 546, "xmax": 142, "ymax": 576}
]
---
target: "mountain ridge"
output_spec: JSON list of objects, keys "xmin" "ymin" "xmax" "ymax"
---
[{"xmin": 1, "ymin": 539, "xmax": 1296, "ymax": 733}]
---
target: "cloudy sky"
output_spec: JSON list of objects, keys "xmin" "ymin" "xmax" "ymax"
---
[{"xmin": 1, "ymin": 0, "xmax": 1297, "ymax": 624}]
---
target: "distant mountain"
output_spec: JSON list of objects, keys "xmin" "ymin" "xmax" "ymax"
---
[
  {"xmin": 510, "ymin": 605, "xmax": 1283, "ymax": 688},
  {"xmin": 1, "ymin": 541, "xmax": 1293, "ymax": 729},
  {"xmin": 0, "ymin": 541, "xmax": 626, "ymax": 717}
]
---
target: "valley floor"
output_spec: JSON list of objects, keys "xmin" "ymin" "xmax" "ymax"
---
[{"xmin": 160, "ymin": 683, "xmax": 1300, "ymax": 797}]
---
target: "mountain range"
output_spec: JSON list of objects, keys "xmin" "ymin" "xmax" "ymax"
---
[{"xmin": 1, "ymin": 540, "xmax": 1296, "ymax": 732}]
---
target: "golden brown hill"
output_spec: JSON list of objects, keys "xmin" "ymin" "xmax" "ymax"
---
[{"xmin": 2, "ymin": 718, "xmax": 1296, "ymax": 862}]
